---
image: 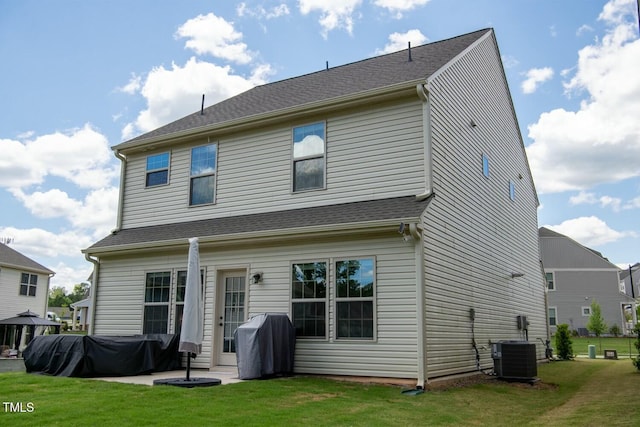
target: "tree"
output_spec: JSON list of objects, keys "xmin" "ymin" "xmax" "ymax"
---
[
  {"xmin": 68, "ymin": 282, "xmax": 90, "ymax": 303},
  {"xmin": 555, "ymin": 324, "xmax": 574, "ymax": 360},
  {"xmin": 48, "ymin": 286, "xmax": 71, "ymax": 308},
  {"xmin": 586, "ymin": 300, "xmax": 607, "ymax": 337}
]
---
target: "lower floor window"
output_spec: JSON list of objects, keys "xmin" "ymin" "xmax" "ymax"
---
[
  {"xmin": 291, "ymin": 257, "xmax": 376, "ymax": 340},
  {"xmin": 144, "ymin": 305, "xmax": 169, "ymax": 334},
  {"xmin": 143, "ymin": 271, "xmax": 171, "ymax": 334},
  {"xmin": 548, "ymin": 307, "xmax": 557, "ymax": 326}
]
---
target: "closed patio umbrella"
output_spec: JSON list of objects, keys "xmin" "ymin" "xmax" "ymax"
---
[
  {"xmin": 180, "ymin": 237, "xmax": 204, "ymax": 377},
  {"xmin": 153, "ymin": 237, "xmax": 220, "ymax": 387}
]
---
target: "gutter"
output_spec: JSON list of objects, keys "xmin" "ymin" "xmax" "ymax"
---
[
  {"xmin": 113, "ymin": 150, "xmax": 127, "ymax": 232},
  {"xmin": 84, "ymin": 253, "xmax": 99, "ymax": 335},
  {"xmin": 83, "ymin": 217, "xmax": 422, "ymax": 257},
  {"xmin": 415, "ymin": 83, "xmax": 433, "ymax": 201}
]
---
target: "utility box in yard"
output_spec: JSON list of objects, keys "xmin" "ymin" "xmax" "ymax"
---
[{"xmin": 492, "ymin": 341, "xmax": 537, "ymax": 381}]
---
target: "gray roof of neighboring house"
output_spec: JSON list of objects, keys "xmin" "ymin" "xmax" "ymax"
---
[
  {"xmin": 87, "ymin": 195, "xmax": 431, "ymax": 252},
  {"xmin": 538, "ymin": 227, "xmax": 617, "ymax": 269},
  {"xmin": 119, "ymin": 29, "xmax": 491, "ymax": 147},
  {"xmin": 0, "ymin": 243, "xmax": 54, "ymax": 274}
]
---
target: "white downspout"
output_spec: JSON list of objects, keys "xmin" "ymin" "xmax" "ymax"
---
[
  {"xmin": 84, "ymin": 253, "xmax": 99, "ymax": 335},
  {"xmin": 410, "ymin": 223, "xmax": 427, "ymax": 388},
  {"xmin": 113, "ymin": 150, "xmax": 127, "ymax": 232},
  {"xmin": 415, "ymin": 83, "xmax": 433, "ymax": 201}
]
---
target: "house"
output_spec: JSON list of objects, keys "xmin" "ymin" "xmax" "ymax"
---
[
  {"xmin": 0, "ymin": 242, "xmax": 55, "ymax": 350},
  {"xmin": 84, "ymin": 28, "xmax": 546, "ymax": 385},
  {"xmin": 539, "ymin": 227, "xmax": 638, "ymax": 336}
]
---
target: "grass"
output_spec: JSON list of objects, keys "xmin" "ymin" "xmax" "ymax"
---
[
  {"xmin": 552, "ymin": 336, "xmax": 638, "ymax": 357},
  {"xmin": 1, "ymin": 359, "xmax": 639, "ymax": 426}
]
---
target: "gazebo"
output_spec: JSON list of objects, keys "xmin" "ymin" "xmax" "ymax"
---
[{"xmin": 0, "ymin": 310, "xmax": 61, "ymax": 357}]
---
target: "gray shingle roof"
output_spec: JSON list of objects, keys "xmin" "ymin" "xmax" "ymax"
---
[
  {"xmin": 87, "ymin": 195, "xmax": 431, "ymax": 252},
  {"xmin": 0, "ymin": 243, "xmax": 54, "ymax": 274},
  {"xmin": 121, "ymin": 29, "xmax": 490, "ymax": 146}
]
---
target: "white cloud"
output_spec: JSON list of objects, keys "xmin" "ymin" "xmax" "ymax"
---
[
  {"xmin": 118, "ymin": 73, "xmax": 142, "ymax": 94},
  {"xmin": 624, "ymin": 196, "xmax": 640, "ymax": 209},
  {"xmin": 526, "ymin": 0, "xmax": 640, "ymax": 194},
  {"xmin": 175, "ymin": 13, "xmax": 253, "ymax": 64},
  {"xmin": 569, "ymin": 190, "xmax": 623, "ymax": 211},
  {"xmin": 0, "ymin": 226, "xmax": 95, "ymax": 259},
  {"xmin": 0, "ymin": 125, "xmax": 118, "ymax": 190},
  {"xmin": 375, "ymin": 29, "xmax": 428, "ymax": 55},
  {"xmin": 544, "ymin": 216, "xmax": 632, "ymax": 247},
  {"xmin": 10, "ymin": 187, "xmax": 118, "ymax": 238},
  {"xmin": 501, "ymin": 55, "xmax": 519, "ymax": 69},
  {"xmin": 237, "ymin": 2, "xmax": 290, "ymax": 19},
  {"xmin": 48, "ymin": 261, "xmax": 94, "ymax": 292},
  {"xmin": 374, "ymin": 0, "xmax": 430, "ymax": 18},
  {"xmin": 299, "ymin": 0, "xmax": 362, "ymax": 38},
  {"xmin": 521, "ymin": 67, "xmax": 554, "ymax": 94},
  {"xmin": 122, "ymin": 57, "xmax": 272, "ymax": 139},
  {"xmin": 577, "ymin": 24, "xmax": 594, "ymax": 36}
]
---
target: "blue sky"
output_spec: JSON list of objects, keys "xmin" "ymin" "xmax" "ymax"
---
[{"xmin": 1, "ymin": 0, "xmax": 639, "ymax": 291}]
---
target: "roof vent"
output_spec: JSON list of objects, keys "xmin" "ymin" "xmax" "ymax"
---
[
  {"xmin": 200, "ymin": 94, "xmax": 205, "ymax": 115},
  {"xmin": 408, "ymin": 42, "xmax": 412, "ymax": 62}
]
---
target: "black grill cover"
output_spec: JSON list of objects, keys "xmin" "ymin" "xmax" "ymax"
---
[
  {"xmin": 234, "ymin": 313, "xmax": 295, "ymax": 379},
  {"xmin": 22, "ymin": 334, "xmax": 181, "ymax": 377}
]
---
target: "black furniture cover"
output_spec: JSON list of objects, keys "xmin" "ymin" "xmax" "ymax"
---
[
  {"xmin": 234, "ymin": 313, "xmax": 295, "ymax": 380},
  {"xmin": 22, "ymin": 334, "xmax": 181, "ymax": 377}
]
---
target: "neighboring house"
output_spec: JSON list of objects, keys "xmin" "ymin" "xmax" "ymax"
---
[
  {"xmin": 0, "ymin": 243, "xmax": 54, "ymax": 321},
  {"xmin": 70, "ymin": 296, "xmax": 92, "ymax": 331},
  {"xmin": 84, "ymin": 28, "xmax": 546, "ymax": 385},
  {"xmin": 0, "ymin": 243, "xmax": 55, "ymax": 351},
  {"xmin": 539, "ymin": 227, "xmax": 637, "ymax": 336},
  {"xmin": 619, "ymin": 262, "xmax": 639, "ymax": 300}
]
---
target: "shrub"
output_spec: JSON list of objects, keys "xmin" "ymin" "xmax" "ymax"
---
[
  {"xmin": 609, "ymin": 324, "xmax": 621, "ymax": 337},
  {"xmin": 555, "ymin": 323, "xmax": 574, "ymax": 360},
  {"xmin": 632, "ymin": 322, "xmax": 640, "ymax": 371}
]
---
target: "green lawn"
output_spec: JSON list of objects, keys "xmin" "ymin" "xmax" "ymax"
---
[
  {"xmin": 553, "ymin": 336, "xmax": 638, "ymax": 357},
  {"xmin": 1, "ymin": 359, "xmax": 638, "ymax": 426}
]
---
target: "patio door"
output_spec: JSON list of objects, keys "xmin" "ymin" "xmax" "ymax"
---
[{"xmin": 217, "ymin": 271, "xmax": 247, "ymax": 365}]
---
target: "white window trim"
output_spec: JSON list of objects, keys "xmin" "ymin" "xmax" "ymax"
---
[
  {"xmin": 145, "ymin": 152, "xmax": 171, "ymax": 188},
  {"xmin": 334, "ymin": 256, "xmax": 377, "ymax": 342},
  {"xmin": 548, "ymin": 306, "xmax": 558, "ymax": 327},
  {"xmin": 291, "ymin": 121, "xmax": 327, "ymax": 193},
  {"xmin": 189, "ymin": 143, "xmax": 218, "ymax": 206},
  {"xmin": 545, "ymin": 271, "xmax": 556, "ymax": 291},
  {"xmin": 142, "ymin": 270, "xmax": 172, "ymax": 334},
  {"xmin": 19, "ymin": 272, "xmax": 38, "ymax": 297},
  {"xmin": 290, "ymin": 260, "xmax": 329, "ymax": 340},
  {"xmin": 581, "ymin": 306, "xmax": 592, "ymax": 317}
]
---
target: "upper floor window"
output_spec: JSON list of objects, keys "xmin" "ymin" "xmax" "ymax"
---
[
  {"xmin": 293, "ymin": 122, "xmax": 325, "ymax": 192},
  {"xmin": 545, "ymin": 272, "xmax": 555, "ymax": 291},
  {"xmin": 335, "ymin": 258, "xmax": 375, "ymax": 339},
  {"xmin": 190, "ymin": 144, "xmax": 217, "ymax": 206},
  {"xmin": 146, "ymin": 153, "xmax": 170, "ymax": 187},
  {"xmin": 482, "ymin": 154, "xmax": 490, "ymax": 178},
  {"xmin": 509, "ymin": 180, "xmax": 516, "ymax": 201},
  {"xmin": 19, "ymin": 273, "xmax": 37, "ymax": 296}
]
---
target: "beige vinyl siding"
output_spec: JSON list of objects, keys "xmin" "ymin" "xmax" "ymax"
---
[
  {"xmin": 94, "ymin": 232, "xmax": 419, "ymax": 377},
  {"xmin": 0, "ymin": 267, "xmax": 49, "ymax": 320},
  {"xmin": 422, "ymin": 34, "xmax": 546, "ymax": 378},
  {"xmin": 120, "ymin": 99, "xmax": 425, "ymax": 229}
]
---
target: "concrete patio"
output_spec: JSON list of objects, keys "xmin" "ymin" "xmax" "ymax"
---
[{"xmin": 90, "ymin": 366, "xmax": 243, "ymax": 386}]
